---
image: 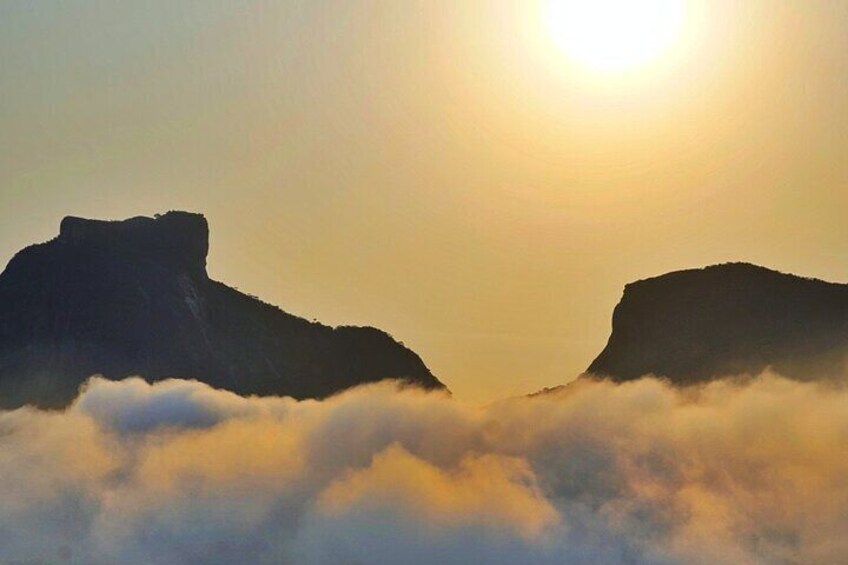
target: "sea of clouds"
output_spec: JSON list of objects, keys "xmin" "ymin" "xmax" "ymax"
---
[{"xmin": 1, "ymin": 373, "xmax": 847, "ymax": 564}]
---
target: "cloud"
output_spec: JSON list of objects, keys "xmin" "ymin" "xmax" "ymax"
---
[
  {"xmin": 74, "ymin": 376, "xmax": 290, "ymax": 434},
  {"xmin": 1, "ymin": 374, "xmax": 847, "ymax": 564}
]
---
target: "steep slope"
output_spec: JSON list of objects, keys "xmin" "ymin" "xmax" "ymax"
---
[
  {"xmin": 0, "ymin": 212, "xmax": 443, "ymax": 408},
  {"xmin": 587, "ymin": 263, "xmax": 848, "ymax": 384}
]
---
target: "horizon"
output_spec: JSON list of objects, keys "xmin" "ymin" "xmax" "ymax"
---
[{"xmin": 2, "ymin": 208, "xmax": 846, "ymax": 403}]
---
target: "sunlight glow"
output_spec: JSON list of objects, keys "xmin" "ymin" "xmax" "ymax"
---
[{"xmin": 545, "ymin": 0, "xmax": 685, "ymax": 72}]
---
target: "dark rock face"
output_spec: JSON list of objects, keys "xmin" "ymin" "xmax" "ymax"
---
[
  {"xmin": 0, "ymin": 212, "xmax": 444, "ymax": 408},
  {"xmin": 588, "ymin": 263, "xmax": 848, "ymax": 384}
]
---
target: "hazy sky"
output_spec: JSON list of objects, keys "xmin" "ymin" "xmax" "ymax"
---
[{"xmin": 2, "ymin": 1, "xmax": 847, "ymax": 401}]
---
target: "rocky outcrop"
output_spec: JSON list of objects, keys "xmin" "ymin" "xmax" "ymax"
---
[
  {"xmin": 0, "ymin": 212, "xmax": 444, "ymax": 408},
  {"xmin": 587, "ymin": 263, "xmax": 848, "ymax": 384}
]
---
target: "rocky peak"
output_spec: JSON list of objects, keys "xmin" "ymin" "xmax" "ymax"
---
[
  {"xmin": 57, "ymin": 211, "xmax": 209, "ymax": 278},
  {"xmin": 587, "ymin": 263, "xmax": 848, "ymax": 384},
  {"xmin": 0, "ymin": 211, "xmax": 442, "ymax": 408}
]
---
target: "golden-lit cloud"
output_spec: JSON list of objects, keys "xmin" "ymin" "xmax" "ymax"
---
[
  {"xmin": 317, "ymin": 444, "xmax": 559, "ymax": 541},
  {"xmin": 2, "ymin": 373, "xmax": 848, "ymax": 563}
]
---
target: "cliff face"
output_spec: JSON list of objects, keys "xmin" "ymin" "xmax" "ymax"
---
[
  {"xmin": 0, "ymin": 212, "xmax": 443, "ymax": 408},
  {"xmin": 588, "ymin": 263, "xmax": 848, "ymax": 384}
]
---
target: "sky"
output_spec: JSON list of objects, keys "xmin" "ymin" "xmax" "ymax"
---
[{"xmin": 1, "ymin": 1, "xmax": 847, "ymax": 401}]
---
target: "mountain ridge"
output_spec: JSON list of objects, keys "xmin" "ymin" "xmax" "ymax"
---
[
  {"xmin": 586, "ymin": 262, "xmax": 848, "ymax": 384},
  {"xmin": 0, "ymin": 211, "xmax": 444, "ymax": 408}
]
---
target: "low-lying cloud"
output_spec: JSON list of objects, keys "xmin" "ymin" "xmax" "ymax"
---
[{"xmin": 2, "ymin": 373, "xmax": 847, "ymax": 564}]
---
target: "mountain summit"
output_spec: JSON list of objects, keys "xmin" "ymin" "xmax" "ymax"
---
[
  {"xmin": 0, "ymin": 212, "xmax": 443, "ymax": 408},
  {"xmin": 588, "ymin": 263, "xmax": 848, "ymax": 384}
]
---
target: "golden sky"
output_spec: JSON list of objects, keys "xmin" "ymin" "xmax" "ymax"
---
[{"xmin": 1, "ymin": 1, "xmax": 846, "ymax": 401}]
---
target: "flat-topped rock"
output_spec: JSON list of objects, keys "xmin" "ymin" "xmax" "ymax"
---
[
  {"xmin": 587, "ymin": 263, "xmax": 848, "ymax": 384},
  {"xmin": 57, "ymin": 211, "xmax": 210, "ymax": 277},
  {"xmin": 0, "ymin": 212, "xmax": 444, "ymax": 408}
]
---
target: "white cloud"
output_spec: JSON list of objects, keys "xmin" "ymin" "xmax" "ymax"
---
[{"xmin": 1, "ymin": 374, "xmax": 847, "ymax": 564}]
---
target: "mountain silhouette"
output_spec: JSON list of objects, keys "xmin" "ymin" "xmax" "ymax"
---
[
  {"xmin": 587, "ymin": 263, "xmax": 848, "ymax": 384},
  {"xmin": 0, "ymin": 212, "xmax": 443, "ymax": 408}
]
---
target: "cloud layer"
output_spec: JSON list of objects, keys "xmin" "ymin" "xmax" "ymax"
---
[{"xmin": 1, "ymin": 374, "xmax": 847, "ymax": 564}]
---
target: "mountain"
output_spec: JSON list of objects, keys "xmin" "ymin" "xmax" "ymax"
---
[
  {"xmin": 0, "ymin": 212, "xmax": 443, "ymax": 408},
  {"xmin": 587, "ymin": 263, "xmax": 848, "ymax": 384}
]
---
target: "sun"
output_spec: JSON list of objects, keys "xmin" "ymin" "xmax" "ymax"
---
[{"xmin": 545, "ymin": 0, "xmax": 685, "ymax": 73}]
